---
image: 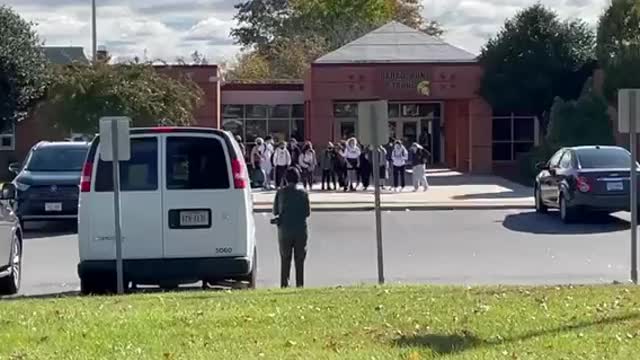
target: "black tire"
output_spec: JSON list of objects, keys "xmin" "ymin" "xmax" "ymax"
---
[
  {"xmin": 559, "ymin": 194, "xmax": 575, "ymax": 224},
  {"xmin": 535, "ymin": 186, "xmax": 548, "ymax": 214},
  {"xmin": 80, "ymin": 272, "xmax": 117, "ymax": 295},
  {"xmin": 0, "ymin": 235, "xmax": 21, "ymax": 296}
]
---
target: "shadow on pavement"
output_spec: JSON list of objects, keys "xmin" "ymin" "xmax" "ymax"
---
[
  {"xmin": 394, "ymin": 312, "xmax": 640, "ymax": 355},
  {"xmin": 23, "ymin": 221, "xmax": 77, "ymax": 240},
  {"xmin": 502, "ymin": 211, "xmax": 629, "ymax": 235}
]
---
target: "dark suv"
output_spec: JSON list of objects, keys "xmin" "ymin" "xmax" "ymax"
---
[{"xmin": 10, "ymin": 141, "xmax": 89, "ymax": 227}]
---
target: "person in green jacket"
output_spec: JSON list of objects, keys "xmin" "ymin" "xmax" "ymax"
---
[{"xmin": 272, "ymin": 167, "xmax": 311, "ymax": 288}]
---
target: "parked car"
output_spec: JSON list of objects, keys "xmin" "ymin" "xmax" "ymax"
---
[
  {"xmin": 0, "ymin": 183, "xmax": 22, "ymax": 296},
  {"xmin": 77, "ymin": 127, "xmax": 257, "ymax": 294},
  {"xmin": 10, "ymin": 141, "xmax": 90, "ymax": 228},
  {"xmin": 534, "ymin": 145, "xmax": 639, "ymax": 223}
]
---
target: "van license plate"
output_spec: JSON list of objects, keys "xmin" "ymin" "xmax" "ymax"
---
[
  {"xmin": 607, "ymin": 182, "xmax": 624, "ymax": 191},
  {"xmin": 45, "ymin": 203, "xmax": 62, "ymax": 212},
  {"xmin": 179, "ymin": 210, "xmax": 210, "ymax": 227}
]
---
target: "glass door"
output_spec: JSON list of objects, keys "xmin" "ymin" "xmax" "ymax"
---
[{"xmin": 401, "ymin": 120, "xmax": 418, "ymax": 145}]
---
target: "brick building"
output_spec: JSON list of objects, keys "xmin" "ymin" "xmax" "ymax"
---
[{"xmin": 4, "ymin": 22, "xmax": 542, "ymax": 179}]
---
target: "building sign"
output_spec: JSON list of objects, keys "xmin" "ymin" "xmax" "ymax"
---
[{"xmin": 383, "ymin": 71, "xmax": 431, "ymax": 96}]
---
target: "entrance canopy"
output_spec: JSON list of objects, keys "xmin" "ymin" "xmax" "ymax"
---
[{"xmin": 314, "ymin": 21, "xmax": 477, "ymax": 64}]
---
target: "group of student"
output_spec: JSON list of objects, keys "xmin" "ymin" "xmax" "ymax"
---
[{"xmin": 245, "ymin": 136, "xmax": 431, "ymax": 192}]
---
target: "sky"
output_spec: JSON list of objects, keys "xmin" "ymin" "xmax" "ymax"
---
[{"xmin": 5, "ymin": 0, "xmax": 610, "ymax": 64}]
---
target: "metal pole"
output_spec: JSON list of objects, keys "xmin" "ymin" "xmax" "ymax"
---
[
  {"xmin": 371, "ymin": 102, "xmax": 385, "ymax": 284},
  {"xmin": 630, "ymin": 90, "xmax": 638, "ymax": 285},
  {"xmin": 92, "ymin": 0, "xmax": 97, "ymax": 63},
  {"xmin": 111, "ymin": 120, "xmax": 125, "ymax": 294}
]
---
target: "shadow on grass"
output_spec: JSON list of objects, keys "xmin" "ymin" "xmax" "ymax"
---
[{"xmin": 394, "ymin": 312, "xmax": 640, "ymax": 355}]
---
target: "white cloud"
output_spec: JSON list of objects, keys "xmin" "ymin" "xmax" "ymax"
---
[
  {"xmin": 7, "ymin": 0, "xmax": 610, "ymax": 63},
  {"xmin": 425, "ymin": 0, "xmax": 609, "ymax": 54}
]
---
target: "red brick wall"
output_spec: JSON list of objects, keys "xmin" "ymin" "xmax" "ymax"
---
[
  {"xmin": 307, "ymin": 62, "xmax": 488, "ymax": 171},
  {"xmin": 156, "ymin": 65, "xmax": 220, "ymax": 128}
]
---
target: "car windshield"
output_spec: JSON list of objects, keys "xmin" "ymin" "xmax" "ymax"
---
[
  {"xmin": 26, "ymin": 146, "xmax": 88, "ymax": 172},
  {"xmin": 576, "ymin": 148, "xmax": 635, "ymax": 169}
]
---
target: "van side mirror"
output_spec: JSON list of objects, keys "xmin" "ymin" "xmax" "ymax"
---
[
  {"xmin": 8, "ymin": 162, "xmax": 21, "ymax": 174},
  {"xmin": 535, "ymin": 161, "xmax": 549, "ymax": 171},
  {"xmin": 0, "ymin": 183, "xmax": 16, "ymax": 200}
]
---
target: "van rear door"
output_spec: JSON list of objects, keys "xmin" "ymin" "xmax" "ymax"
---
[
  {"xmin": 162, "ymin": 134, "xmax": 248, "ymax": 258},
  {"xmin": 88, "ymin": 136, "xmax": 163, "ymax": 260}
]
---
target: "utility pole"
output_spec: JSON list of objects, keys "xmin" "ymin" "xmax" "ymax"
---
[{"xmin": 92, "ymin": 0, "xmax": 97, "ymax": 63}]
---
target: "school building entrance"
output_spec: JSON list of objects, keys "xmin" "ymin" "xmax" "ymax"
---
[{"xmin": 305, "ymin": 21, "xmax": 495, "ymax": 173}]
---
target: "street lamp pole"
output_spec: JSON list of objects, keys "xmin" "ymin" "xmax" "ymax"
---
[{"xmin": 91, "ymin": 0, "xmax": 97, "ymax": 63}]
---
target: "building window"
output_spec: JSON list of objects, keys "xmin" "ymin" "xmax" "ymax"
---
[
  {"xmin": 0, "ymin": 123, "xmax": 15, "ymax": 151},
  {"xmin": 334, "ymin": 103, "xmax": 358, "ymax": 118},
  {"xmin": 492, "ymin": 116, "xmax": 536, "ymax": 161},
  {"xmin": 292, "ymin": 119, "xmax": 304, "ymax": 142},
  {"xmin": 222, "ymin": 104, "xmax": 304, "ymax": 145},
  {"xmin": 269, "ymin": 105, "xmax": 291, "ymax": 118}
]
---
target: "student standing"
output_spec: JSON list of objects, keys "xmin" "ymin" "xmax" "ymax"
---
[
  {"xmin": 262, "ymin": 136, "xmax": 275, "ymax": 189},
  {"xmin": 250, "ymin": 138, "xmax": 266, "ymax": 188},
  {"xmin": 334, "ymin": 145, "xmax": 348, "ymax": 191},
  {"xmin": 359, "ymin": 145, "xmax": 373, "ymax": 190},
  {"xmin": 288, "ymin": 138, "xmax": 302, "ymax": 170},
  {"xmin": 272, "ymin": 168, "xmax": 311, "ymax": 288},
  {"xmin": 298, "ymin": 141, "xmax": 317, "ymax": 190},
  {"xmin": 391, "ymin": 140, "xmax": 408, "ymax": 192},
  {"xmin": 410, "ymin": 143, "xmax": 430, "ymax": 192},
  {"xmin": 343, "ymin": 137, "xmax": 361, "ymax": 191},
  {"xmin": 376, "ymin": 145, "xmax": 388, "ymax": 189},
  {"xmin": 320, "ymin": 143, "xmax": 337, "ymax": 190},
  {"xmin": 272, "ymin": 141, "xmax": 291, "ymax": 188}
]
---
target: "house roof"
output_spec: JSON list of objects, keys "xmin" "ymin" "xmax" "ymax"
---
[
  {"xmin": 42, "ymin": 46, "xmax": 89, "ymax": 65},
  {"xmin": 314, "ymin": 21, "xmax": 477, "ymax": 64}
]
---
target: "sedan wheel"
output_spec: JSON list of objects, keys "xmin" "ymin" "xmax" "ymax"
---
[
  {"xmin": 535, "ymin": 187, "xmax": 548, "ymax": 214},
  {"xmin": 0, "ymin": 236, "xmax": 21, "ymax": 295},
  {"xmin": 560, "ymin": 195, "xmax": 574, "ymax": 224}
]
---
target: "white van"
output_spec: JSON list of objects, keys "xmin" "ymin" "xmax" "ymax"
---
[{"xmin": 77, "ymin": 127, "xmax": 256, "ymax": 294}]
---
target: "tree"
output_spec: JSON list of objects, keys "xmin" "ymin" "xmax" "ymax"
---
[
  {"xmin": 229, "ymin": 0, "xmax": 444, "ymax": 79},
  {"xmin": 596, "ymin": 0, "xmax": 640, "ymax": 67},
  {"xmin": 597, "ymin": 0, "xmax": 640, "ymax": 102},
  {"xmin": 602, "ymin": 46, "xmax": 640, "ymax": 102},
  {"xmin": 479, "ymin": 4, "xmax": 595, "ymax": 125},
  {"xmin": 0, "ymin": 6, "xmax": 50, "ymax": 130},
  {"xmin": 547, "ymin": 79, "xmax": 614, "ymax": 148},
  {"xmin": 225, "ymin": 51, "xmax": 273, "ymax": 80},
  {"xmin": 47, "ymin": 63, "xmax": 203, "ymax": 133},
  {"xmin": 519, "ymin": 78, "xmax": 614, "ymax": 180}
]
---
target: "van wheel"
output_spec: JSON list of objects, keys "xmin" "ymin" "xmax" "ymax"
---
[{"xmin": 80, "ymin": 273, "xmax": 117, "ymax": 295}]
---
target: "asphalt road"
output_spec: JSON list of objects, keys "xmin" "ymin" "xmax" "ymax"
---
[{"xmin": 12, "ymin": 209, "xmax": 633, "ymax": 297}]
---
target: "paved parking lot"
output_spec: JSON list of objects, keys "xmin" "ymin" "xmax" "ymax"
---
[{"xmin": 11, "ymin": 209, "xmax": 632, "ymax": 298}]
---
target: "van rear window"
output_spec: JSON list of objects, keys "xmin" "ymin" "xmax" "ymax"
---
[
  {"xmin": 95, "ymin": 138, "xmax": 158, "ymax": 192},
  {"xmin": 166, "ymin": 136, "xmax": 230, "ymax": 190}
]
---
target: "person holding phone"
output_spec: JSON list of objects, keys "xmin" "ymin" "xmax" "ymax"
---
[{"xmin": 272, "ymin": 168, "xmax": 311, "ymax": 288}]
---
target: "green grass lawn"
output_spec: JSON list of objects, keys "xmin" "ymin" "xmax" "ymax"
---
[{"xmin": 1, "ymin": 285, "xmax": 640, "ymax": 359}]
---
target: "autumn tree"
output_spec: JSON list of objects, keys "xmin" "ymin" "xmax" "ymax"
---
[
  {"xmin": 47, "ymin": 63, "xmax": 203, "ymax": 133},
  {"xmin": 229, "ymin": 0, "xmax": 443, "ymax": 79}
]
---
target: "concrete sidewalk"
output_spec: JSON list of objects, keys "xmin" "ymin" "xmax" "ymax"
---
[{"xmin": 252, "ymin": 169, "xmax": 534, "ymax": 211}]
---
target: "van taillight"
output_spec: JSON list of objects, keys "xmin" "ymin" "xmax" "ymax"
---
[
  {"xmin": 231, "ymin": 159, "xmax": 248, "ymax": 189},
  {"xmin": 80, "ymin": 161, "xmax": 93, "ymax": 192}
]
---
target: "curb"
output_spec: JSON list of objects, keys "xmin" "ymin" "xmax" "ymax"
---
[{"xmin": 252, "ymin": 204, "xmax": 534, "ymax": 213}]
